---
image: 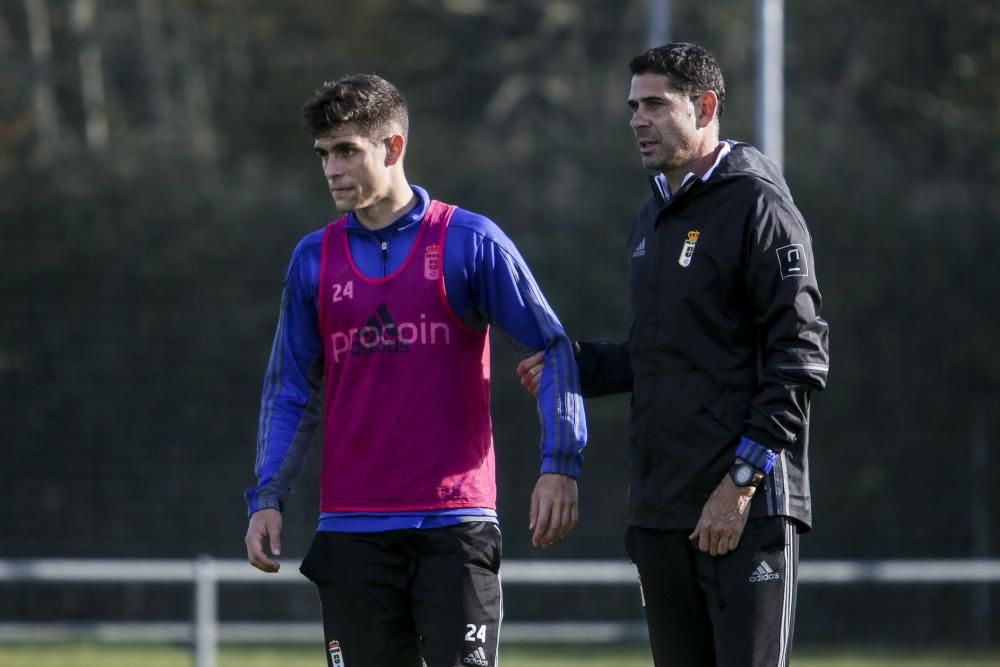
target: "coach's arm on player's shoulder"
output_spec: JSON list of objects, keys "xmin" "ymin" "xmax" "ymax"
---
[
  {"xmin": 517, "ymin": 337, "xmax": 633, "ymax": 399},
  {"xmin": 245, "ymin": 508, "xmax": 283, "ymax": 573}
]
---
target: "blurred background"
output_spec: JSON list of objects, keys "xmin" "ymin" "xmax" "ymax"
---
[{"xmin": 1, "ymin": 0, "xmax": 999, "ymax": 657}]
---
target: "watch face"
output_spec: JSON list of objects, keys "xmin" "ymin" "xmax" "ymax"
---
[{"xmin": 734, "ymin": 465, "xmax": 754, "ymax": 486}]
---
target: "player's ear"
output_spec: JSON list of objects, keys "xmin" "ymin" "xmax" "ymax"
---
[{"xmin": 384, "ymin": 134, "xmax": 405, "ymax": 166}]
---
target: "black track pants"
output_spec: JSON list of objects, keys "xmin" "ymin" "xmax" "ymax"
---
[{"xmin": 626, "ymin": 517, "xmax": 799, "ymax": 667}]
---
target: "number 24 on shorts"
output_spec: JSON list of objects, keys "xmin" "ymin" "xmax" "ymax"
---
[{"xmin": 465, "ymin": 624, "xmax": 487, "ymax": 643}]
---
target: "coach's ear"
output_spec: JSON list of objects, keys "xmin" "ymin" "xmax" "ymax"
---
[
  {"xmin": 384, "ymin": 134, "xmax": 405, "ymax": 166},
  {"xmin": 693, "ymin": 90, "xmax": 719, "ymax": 129}
]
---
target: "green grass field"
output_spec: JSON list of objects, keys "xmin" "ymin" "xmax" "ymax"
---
[{"xmin": 1, "ymin": 644, "xmax": 999, "ymax": 667}]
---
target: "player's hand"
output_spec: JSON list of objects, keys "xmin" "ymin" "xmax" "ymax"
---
[
  {"xmin": 689, "ymin": 476, "xmax": 754, "ymax": 556},
  {"xmin": 245, "ymin": 508, "xmax": 283, "ymax": 573},
  {"xmin": 516, "ymin": 351, "xmax": 545, "ymax": 398},
  {"xmin": 529, "ymin": 473, "xmax": 578, "ymax": 547}
]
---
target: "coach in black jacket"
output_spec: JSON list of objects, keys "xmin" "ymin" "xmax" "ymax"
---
[{"xmin": 519, "ymin": 43, "xmax": 829, "ymax": 667}]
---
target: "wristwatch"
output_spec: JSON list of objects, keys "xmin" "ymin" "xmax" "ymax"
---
[{"xmin": 729, "ymin": 459, "xmax": 764, "ymax": 488}]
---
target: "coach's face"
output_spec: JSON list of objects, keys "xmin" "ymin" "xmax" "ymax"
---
[
  {"xmin": 314, "ymin": 122, "xmax": 394, "ymax": 213},
  {"xmin": 628, "ymin": 73, "xmax": 701, "ymax": 173}
]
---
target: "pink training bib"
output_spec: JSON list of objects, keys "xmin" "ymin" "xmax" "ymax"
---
[{"xmin": 316, "ymin": 201, "xmax": 496, "ymax": 512}]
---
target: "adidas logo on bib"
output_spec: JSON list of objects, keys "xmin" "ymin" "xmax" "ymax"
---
[{"xmin": 749, "ymin": 560, "xmax": 780, "ymax": 583}]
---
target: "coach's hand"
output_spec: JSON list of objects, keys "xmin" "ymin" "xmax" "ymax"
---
[
  {"xmin": 246, "ymin": 508, "xmax": 283, "ymax": 573},
  {"xmin": 689, "ymin": 476, "xmax": 755, "ymax": 557},
  {"xmin": 516, "ymin": 351, "xmax": 545, "ymax": 398},
  {"xmin": 530, "ymin": 473, "xmax": 578, "ymax": 547}
]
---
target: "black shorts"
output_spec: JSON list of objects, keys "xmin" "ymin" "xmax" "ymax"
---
[
  {"xmin": 300, "ymin": 522, "xmax": 502, "ymax": 667},
  {"xmin": 626, "ymin": 517, "xmax": 799, "ymax": 667}
]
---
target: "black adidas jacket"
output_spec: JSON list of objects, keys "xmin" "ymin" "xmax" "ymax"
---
[{"xmin": 577, "ymin": 142, "xmax": 829, "ymax": 531}]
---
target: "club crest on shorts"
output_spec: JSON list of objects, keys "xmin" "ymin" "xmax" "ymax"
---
[
  {"xmin": 327, "ymin": 639, "xmax": 346, "ymax": 666},
  {"xmin": 424, "ymin": 244, "xmax": 441, "ymax": 280},
  {"xmin": 678, "ymin": 230, "xmax": 700, "ymax": 267}
]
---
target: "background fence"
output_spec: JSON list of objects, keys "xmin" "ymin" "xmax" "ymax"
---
[{"xmin": 3, "ymin": 557, "xmax": 1000, "ymax": 667}]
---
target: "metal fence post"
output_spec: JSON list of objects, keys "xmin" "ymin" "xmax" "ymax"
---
[
  {"xmin": 756, "ymin": 0, "xmax": 784, "ymax": 171},
  {"xmin": 194, "ymin": 555, "xmax": 218, "ymax": 667}
]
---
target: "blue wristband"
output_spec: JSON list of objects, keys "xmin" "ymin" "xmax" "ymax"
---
[{"xmin": 735, "ymin": 436, "xmax": 778, "ymax": 474}]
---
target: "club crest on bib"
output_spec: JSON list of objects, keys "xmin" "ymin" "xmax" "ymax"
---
[
  {"xmin": 678, "ymin": 230, "xmax": 700, "ymax": 267},
  {"xmin": 424, "ymin": 243, "xmax": 441, "ymax": 280}
]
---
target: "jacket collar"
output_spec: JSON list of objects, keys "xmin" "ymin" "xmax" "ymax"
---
[
  {"xmin": 344, "ymin": 185, "xmax": 430, "ymax": 234},
  {"xmin": 648, "ymin": 141, "xmax": 732, "ymax": 205}
]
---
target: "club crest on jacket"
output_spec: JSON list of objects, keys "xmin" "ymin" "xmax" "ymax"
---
[{"xmin": 678, "ymin": 230, "xmax": 700, "ymax": 267}]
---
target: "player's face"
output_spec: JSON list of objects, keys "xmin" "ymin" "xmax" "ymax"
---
[
  {"xmin": 628, "ymin": 73, "xmax": 700, "ymax": 173},
  {"xmin": 314, "ymin": 124, "xmax": 392, "ymax": 212}
]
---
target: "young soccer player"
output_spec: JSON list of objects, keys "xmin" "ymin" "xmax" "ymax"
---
[{"xmin": 245, "ymin": 74, "xmax": 586, "ymax": 667}]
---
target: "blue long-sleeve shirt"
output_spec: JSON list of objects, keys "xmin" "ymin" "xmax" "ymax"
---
[{"xmin": 246, "ymin": 186, "xmax": 586, "ymax": 531}]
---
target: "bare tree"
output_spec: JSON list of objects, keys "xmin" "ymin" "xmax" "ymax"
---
[
  {"xmin": 138, "ymin": 0, "xmax": 176, "ymax": 143},
  {"xmin": 218, "ymin": 0, "xmax": 251, "ymax": 97},
  {"xmin": 24, "ymin": 0, "xmax": 61, "ymax": 155},
  {"xmin": 71, "ymin": 0, "xmax": 109, "ymax": 152},
  {"xmin": 168, "ymin": 1, "xmax": 218, "ymax": 160}
]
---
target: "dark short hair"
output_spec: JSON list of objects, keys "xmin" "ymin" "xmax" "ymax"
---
[
  {"xmin": 302, "ymin": 74, "xmax": 409, "ymax": 141},
  {"xmin": 629, "ymin": 43, "xmax": 726, "ymax": 120}
]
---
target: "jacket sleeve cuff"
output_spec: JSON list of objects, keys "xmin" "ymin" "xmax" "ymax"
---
[
  {"xmin": 540, "ymin": 452, "xmax": 583, "ymax": 480},
  {"xmin": 735, "ymin": 435, "xmax": 778, "ymax": 474},
  {"xmin": 245, "ymin": 488, "xmax": 283, "ymax": 517}
]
